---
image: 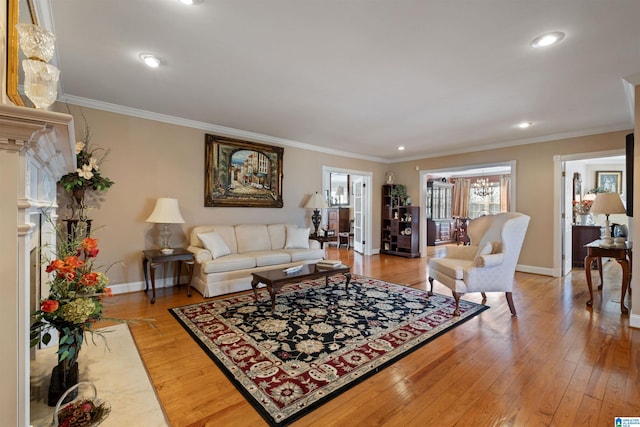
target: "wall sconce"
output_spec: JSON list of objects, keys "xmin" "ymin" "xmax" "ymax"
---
[
  {"xmin": 304, "ymin": 192, "xmax": 328, "ymax": 236},
  {"xmin": 146, "ymin": 198, "xmax": 185, "ymax": 254},
  {"xmin": 16, "ymin": 23, "xmax": 60, "ymax": 109}
]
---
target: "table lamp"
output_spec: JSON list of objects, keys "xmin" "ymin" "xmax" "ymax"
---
[
  {"xmin": 304, "ymin": 192, "xmax": 328, "ymax": 236},
  {"xmin": 146, "ymin": 198, "xmax": 185, "ymax": 254},
  {"xmin": 589, "ymin": 192, "xmax": 626, "ymax": 243}
]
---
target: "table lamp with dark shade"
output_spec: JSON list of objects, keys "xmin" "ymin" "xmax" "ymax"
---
[
  {"xmin": 146, "ymin": 198, "xmax": 185, "ymax": 254},
  {"xmin": 304, "ymin": 192, "xmax": 328, "ymax": 236},
  {"xmin": 589, "ymin": 192, "xmax": 626, "ymax": 243}
]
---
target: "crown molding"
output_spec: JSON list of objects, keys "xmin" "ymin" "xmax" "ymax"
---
[
  {"xmin": 391, "ymin": 123, "xmax": 633, "ymax": 163},
  {"xmin": 57, "ymin": 93, "xmax": 632, "ymax": 166},
  {"xmin": 57, "ymin": 94, "xmax": 388, "ymax": 163}
]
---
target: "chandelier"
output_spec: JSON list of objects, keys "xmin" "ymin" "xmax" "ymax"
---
[{"xmin": 472, "ymin": 177, "xmax": 493, "ymax": 197}]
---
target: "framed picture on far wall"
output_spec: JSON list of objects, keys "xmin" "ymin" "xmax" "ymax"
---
[{"xmin": 596, "ymin": 170, "xmax": 622, "ymax": 194}]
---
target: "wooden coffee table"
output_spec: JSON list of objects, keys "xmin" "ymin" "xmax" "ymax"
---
[{"xmin": 251, "ymin": 263, "xmax": 351, "ymax": 312}]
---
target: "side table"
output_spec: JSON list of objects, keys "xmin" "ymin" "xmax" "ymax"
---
[
  {"xmin": 584, "ymin": 240, "xmax": 632, "ymax": 314},
  {"xmin": 310, "ymin": 234, "xmax": 337, "ymax": 249},
  {"xmin": 142, "ymin": 248, "xmax": 194, "ymax": 303}
]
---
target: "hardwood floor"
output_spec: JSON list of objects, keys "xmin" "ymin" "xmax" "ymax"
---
[{"xmin": 101, "ymin": 247, "xmax": 639, "ymax": 426}]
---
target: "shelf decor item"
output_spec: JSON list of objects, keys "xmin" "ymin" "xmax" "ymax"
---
[{"xmin": 16, "ymin": 23, "xmax": 60, "ymax": 109}]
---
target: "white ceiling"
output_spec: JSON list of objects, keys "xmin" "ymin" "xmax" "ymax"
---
[{"xmin": 34, "ymin": 0, "xmax": 640, "ymax": 162}]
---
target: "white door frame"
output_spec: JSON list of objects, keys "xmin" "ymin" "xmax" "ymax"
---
[
  {"xmin": 322, "ymin": 166, "xmax": 373, "ymax": 255},
  {"xmin": 552, "ymin": 149, "xmax": 625, "ymax": 277}
]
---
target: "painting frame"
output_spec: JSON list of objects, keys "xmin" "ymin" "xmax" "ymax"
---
[
  {"xmin": 596, "ymin": 170, "xmax": 622, "ymax": 194},
  {"xmin": 205, "ymin": 134, "xmax": 284, "ymax": 208}
]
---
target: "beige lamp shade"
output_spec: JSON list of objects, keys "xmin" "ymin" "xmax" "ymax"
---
[
  {"xmin": 304, "ymin": 192, "xmax": 328, "ymax": 209},
  {"xmin": 589, "ymin": 192, "xmax": 626, "ymax": 215},
  {"xmin": 146, "ymin": 198, "xmax": 185, "ymax": 223}
]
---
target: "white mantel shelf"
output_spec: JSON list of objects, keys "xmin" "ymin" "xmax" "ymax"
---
[{"xmin": 0, "ymin": 103, "xmax": 75, "ymax": 426}]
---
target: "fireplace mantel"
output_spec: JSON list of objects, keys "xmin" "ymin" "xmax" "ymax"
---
[{"xmin": 0, "ymin": 104, "xmax": 75, "ymax": 426}]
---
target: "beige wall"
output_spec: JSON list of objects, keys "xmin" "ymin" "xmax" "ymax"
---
[
  {"xmin": 53, "ymin": 104, "xmax": 630, "ymax": 286},
  {"xmin": 390, "ymin": 131, "xmax": 629, "ymax": 270},
  {"xmin": 52, "ymin": 105, "xmax": 387, "ymax": 286}
]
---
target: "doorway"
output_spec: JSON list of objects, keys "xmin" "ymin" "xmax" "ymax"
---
[
  {"xmin": 419, "ymin": 161, "xmax": 516, "ymax": 257},
  {"xmin": 556, "ymin": 150, "xmax": 626, "ymax": 276},
  {"xmin": 322, "ymin": 166, "xmax": 373, "ymax": 255}
]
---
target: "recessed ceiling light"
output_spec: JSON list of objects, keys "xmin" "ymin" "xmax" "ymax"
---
[
  {"xmin": 530, "ymin": 31, "xmax": 565, "ymax": 48},
  {"xmin": 398, "ymin": 146, "xmax": 405, "ymax": 151},
  {"xmin": 179, "ymin": 0, "xmax": 202, "ymax": 4},
  {"xmin": 516, "ymin": 121, "xmax": 533, "ymax": 129},
  {"xmin": 139, "ymin": 53, "xmax": 160, "ymax": 68}
]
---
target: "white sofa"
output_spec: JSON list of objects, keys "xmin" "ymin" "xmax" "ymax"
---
[{"xmin": 187, "ymin": 224, "xmax": 325, "ymax": 297}]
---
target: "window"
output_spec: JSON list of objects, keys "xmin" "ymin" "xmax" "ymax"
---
[{"xmin": 468, "ymin": 182, "xmax": 501, "ymax": 218}]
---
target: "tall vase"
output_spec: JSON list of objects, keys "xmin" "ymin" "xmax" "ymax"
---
[
  {"xmin": 47, "ymin": 358, "xmax": 79, "ymax": 406},
  {"xmin": 47, "ymin": 327, "xmax": 83, "ymax": 406},
  {"xmin": 72, "ymin": 187, "xmax": 87, "ymax": 220}
]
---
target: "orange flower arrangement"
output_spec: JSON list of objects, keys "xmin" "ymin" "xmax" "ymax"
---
[{"xmin": 30, "ymin": 225, "xmax": 113, "ymax": 366}]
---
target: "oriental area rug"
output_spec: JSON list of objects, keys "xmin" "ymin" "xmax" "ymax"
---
[{"xmin": 169, "ymin": 275, "xmax": 488, "ymax": 426}]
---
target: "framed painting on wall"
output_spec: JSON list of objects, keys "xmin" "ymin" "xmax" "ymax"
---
[
  {"xmin": 204, "ymin": 134, "xmax": 284, "ymax": 207},
  {"xmin": 596, "ymin": 170, "xmax": 622, "ymax": 194}
]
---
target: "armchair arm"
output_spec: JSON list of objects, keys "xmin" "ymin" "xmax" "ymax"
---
[
  {"xmin": 187, "ymin": 245, "xmax": 212, "ymax": 263},
  {"xmin": 445, "ymin": 245, "xmax": 478, "ymax": 260},
  {"xmin": 474, "ymin": 252, "xmax": 505, "ymax": 268}
]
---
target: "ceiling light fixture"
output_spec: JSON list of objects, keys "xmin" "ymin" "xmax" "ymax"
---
[
  {"xmin": 398, "ymin": 146, "xmax": 405, "ymax": 151},
  {"xmin": 516, "ymin": 121, "xmax": 533, "ymax": 129},
  {"xmin": 179, "ymin": 0, "xmax": 203, "ymax": 4},
  {"xmin": 139, "ymin": 53, "xmax": 160, "ymax": 68},
  {"xmin": 530, "ymin": 31, "xmax": 565, "ymax": 48}
]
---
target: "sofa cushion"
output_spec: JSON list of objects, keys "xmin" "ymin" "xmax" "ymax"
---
[
  {"xmin": 285, "ymin": 226, "xmax": 310, "ymax": 249},
  {"xmin": 245, "ymin": 251, "xmax": 292, "ymax": 267},
  {"xmin": 267, "ymin": 224, "xmax": 288, "ymax": 250},
  {"xmin": 236, "ymin": 224, "xmax": 272, "ymax": 253},
  {"xmin": 283, "ymin": 248, "xmax": 325, "ymax": 262},
  {"xmin": 197, "ymin": 231, "xmax": 231, "ymax": 259},
  {"xmin": 201, "ymin": 254, "xmax": 256, "ymax": 274}
]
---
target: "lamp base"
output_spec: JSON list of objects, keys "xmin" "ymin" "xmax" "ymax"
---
[{"xmin": 160, "ymin": 248, "xmax": 174, "ymax": 255}]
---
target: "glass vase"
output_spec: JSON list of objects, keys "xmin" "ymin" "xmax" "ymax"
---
[
  {"xmin": 16, "ymin": 23, "xmax": 56, "ymax": 62},
  {"xmin": 22, "ymin": 59, "xmax": 60, "ymax": 109}
]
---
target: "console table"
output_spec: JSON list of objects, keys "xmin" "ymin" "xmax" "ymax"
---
[{"xmin": 584, "ymin": 240, "xmax": 632, "ymax": 314}]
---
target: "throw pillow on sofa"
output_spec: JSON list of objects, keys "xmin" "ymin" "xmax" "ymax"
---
[
  {"xmin": 198, "ymin": 231, "xmax": 231, "ymax": 259},
  {"xmin": 285, "ymin": 227, "xmax": 310, "ymax": 249}
]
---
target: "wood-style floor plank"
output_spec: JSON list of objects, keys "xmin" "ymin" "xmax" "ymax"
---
[{"xmin": 98, "ymin": 246, "xmax": 638, "ymax": 426}]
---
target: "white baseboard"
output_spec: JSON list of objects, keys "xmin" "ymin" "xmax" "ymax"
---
[
  {"xmin": 109, "ymin": 275, "xmax": 190, "ymax": 295},
  {"xmin": 516, "ymin": 264, "xmax": 555, "ymax": 277},
  {"xmin": 630, "ymin": 313, "xmax": 640, "ymax": 329}
]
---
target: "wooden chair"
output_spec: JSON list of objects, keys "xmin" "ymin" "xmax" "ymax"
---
[{"xmin": 338, "ymin": 220, "xmax": 354, "ymax": 249}]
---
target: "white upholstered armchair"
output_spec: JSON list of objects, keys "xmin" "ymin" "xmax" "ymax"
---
[{"xmin": 428, "ymin": 212, "xmax": 530, "ymax": 316}]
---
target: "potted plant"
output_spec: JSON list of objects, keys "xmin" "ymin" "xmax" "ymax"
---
[{"xmin": 390, "ymin": 184, "xmax": 407, "ymax": 206}]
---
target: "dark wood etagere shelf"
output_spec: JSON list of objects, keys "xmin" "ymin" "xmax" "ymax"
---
[{"xmin": 381, "ymin": 184, "xmax": 420, "ymax": 258}]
